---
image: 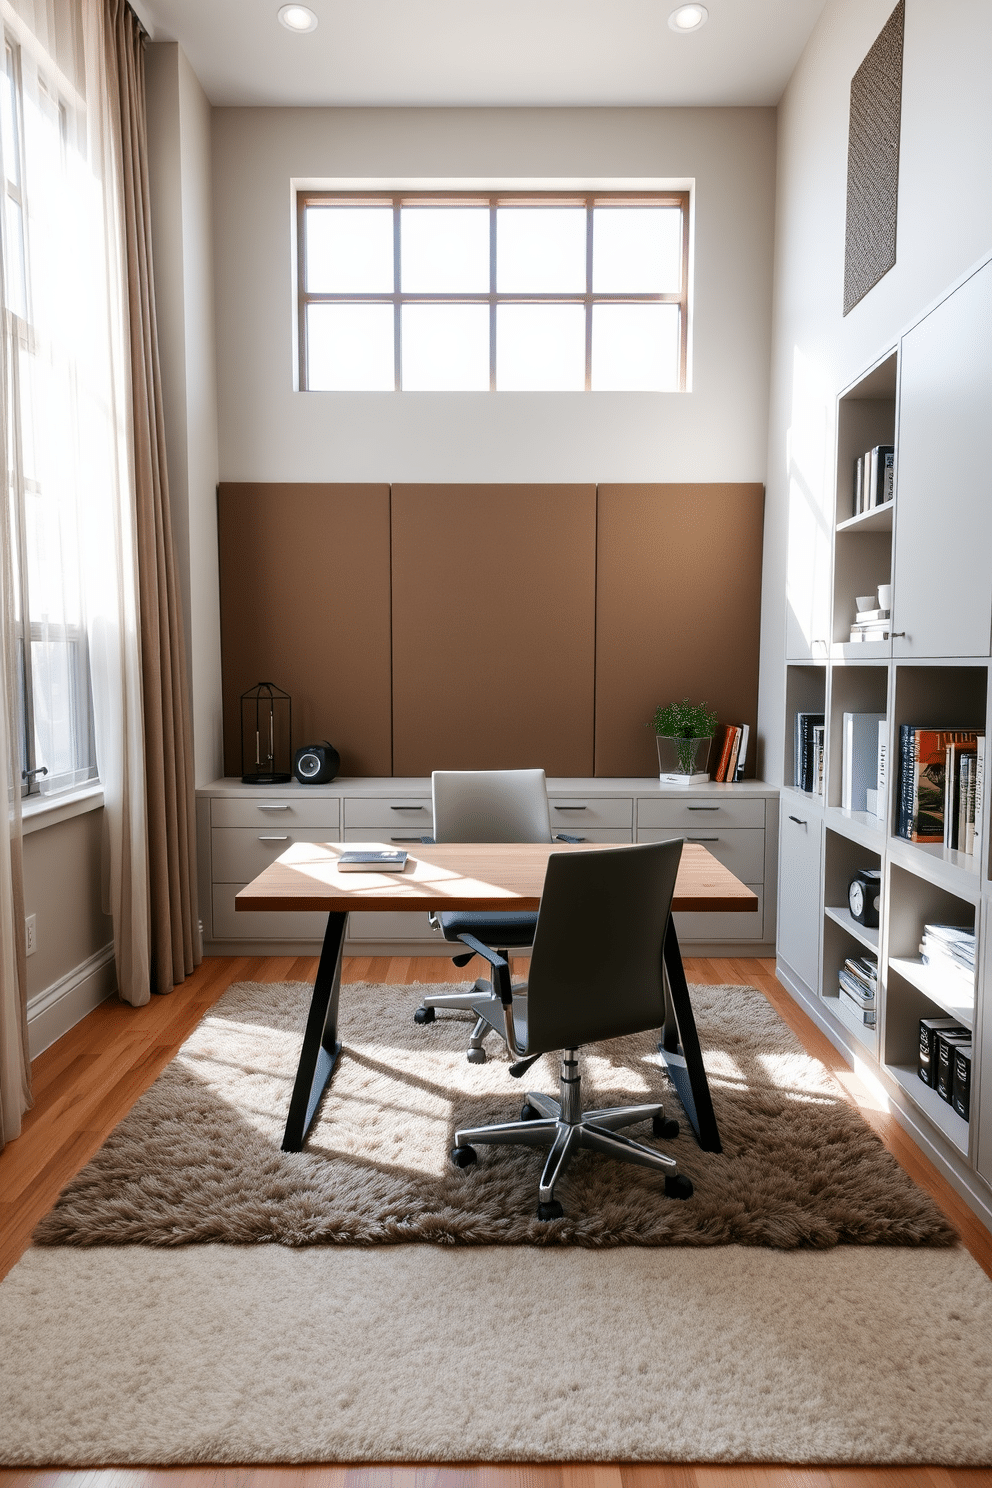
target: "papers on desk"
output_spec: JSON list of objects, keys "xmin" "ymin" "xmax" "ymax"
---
[{"xmin": 337, "ymin": 849, "xmax": 409, "ymax": 873}]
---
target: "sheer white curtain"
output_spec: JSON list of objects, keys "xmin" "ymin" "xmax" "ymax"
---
[{"xmin": 1, "ymin": 0, "xmax": 150, "ymax": 1024}]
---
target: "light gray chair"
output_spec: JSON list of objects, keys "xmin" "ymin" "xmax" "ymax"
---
[
  {"xmin": 414, "ymin": 768, "xmax": 582, "ymax": 1062},
  {"xmin": 449, "ymin": 837, "xmax": 692, "ymax": 1220}
]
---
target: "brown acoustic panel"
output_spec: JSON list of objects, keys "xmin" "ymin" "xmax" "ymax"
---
[
  {"xmin": 391, "ymin": 485, "xmax": 597, "ymax": 777},
  {"xmin": 595, "ymin": 485, "xmax": 764, "ymax": 778},
  {"xmin": 218, "ymin": 484, "xmax": 392, "ymax": 777}
]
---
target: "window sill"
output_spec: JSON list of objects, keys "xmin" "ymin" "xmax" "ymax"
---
[{"xmin": 21, "ymin": 783, "xmax": 104, "ymax": 837}]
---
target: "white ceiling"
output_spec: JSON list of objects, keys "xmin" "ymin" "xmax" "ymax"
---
[{"xmin": 135, "ymin": 0, "xmax": 827, "ymax": 109}]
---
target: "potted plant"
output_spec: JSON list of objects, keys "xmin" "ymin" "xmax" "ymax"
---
[{"xmin": 650, "ymin": 698, "xmax": 718, "ymax": 784}]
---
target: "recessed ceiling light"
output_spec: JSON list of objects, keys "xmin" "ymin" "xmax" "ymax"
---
[
  {"xmin": 668, "ymin": 4, "xmax": 708, "ymax": 32},
  {"xmin": 278, "ymin": 4, "xmax": 318, "ymax": 32}
]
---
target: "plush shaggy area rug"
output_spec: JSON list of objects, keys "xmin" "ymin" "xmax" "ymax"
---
[
  {"xmin": 33, "ymin": 979, "xmax": 955, "ymax": 1249},
  {"xmin": 2, "ymin": 1244, "xmax": 992, "ymax": 1465}
]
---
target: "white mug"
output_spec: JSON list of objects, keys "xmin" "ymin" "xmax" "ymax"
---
[{"xmin": 877, "ymin": 584, "xmax": 892, "ymax": 609}]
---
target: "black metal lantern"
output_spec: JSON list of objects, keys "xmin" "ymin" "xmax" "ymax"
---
[{"xmin": 241, "ymin": 682, "xmax": 292, "ymax": 784}]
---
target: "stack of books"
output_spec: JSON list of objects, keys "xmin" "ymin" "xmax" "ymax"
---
[
  {"xmin": 794, "ymin": 711, "xmax": 824, "ymax": 793},
  {"xmin": 711, "ymin": 723, "xmax": 750, "ymax": 782},
  {"xmin": 919, "ymin": 923, "xmax": 976, "ymax": 996},
  {"xmin": 919, "ymin": 1016, "xmax": 972, "ymax": 1118},
  {"xmin": 852, "ymin": 444, "xmax": 894, "ymax": 516},
  {"xmin": 839, "ymin": 953, "xmax": 877, "ymax": 1025},
  {"xmin": 943, "ymin": 736, "xmax": 985, "ymax": 853},
  {"xmin": 850, "ymin": 605, "xmax": 890, "ymax": 643},
  {"xmin": 897, "ymin": 726, "xmax": 985, "ymax": 844}
]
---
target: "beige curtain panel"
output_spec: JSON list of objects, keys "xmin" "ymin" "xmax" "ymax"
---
[{"xmin": 105, "ymin": 0, "xmax": 201, "ymax": 996}]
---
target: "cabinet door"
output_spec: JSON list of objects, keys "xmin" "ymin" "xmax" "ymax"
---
[
  {"xmin": 785, "ymin": 488, "xmax": 832, "ymax": 662},
  {"xmin": 893, "ymin": 263, "xmax": 992, "ymax": 658},
  {"xmin": 777, "ymin": 803, "xmax": 822, "ymax": 995}
]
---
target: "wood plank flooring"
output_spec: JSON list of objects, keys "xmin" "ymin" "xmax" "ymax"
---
[{"xmin": 1, "ymin": 953, "xmax": 990, "ymax": 1488}]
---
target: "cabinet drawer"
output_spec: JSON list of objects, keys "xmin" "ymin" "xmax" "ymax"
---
[
  {"xmin": 554, "ymin": 829, "xmax": 632, "ymax": 843},
  {"xmin": 212, "ymin": 826, "xmax": 339, "ymax": 884},
  {"xmin": 674, "ymin": 885, "xmax": 765, "ymax": 943},
  {"xmin": 212, "ymin": 884, "xmax": 328, "ymax": 942},
  {"xmin": 345, "ymin": 911, "xmax": 437, "ymax": 943},
  {"xmin": 637, "ymin": 796, "xmax": 765, "ymax": 830},
  {"xmin": 637, "ymin": 826, "xmax": 765, "ymax": 883},
  {"xmin": 344, "ymin": 797, "xmax": 432, "ymax": 829},
  {"xmin": 211, "ymin": 796, "xmax": 340, "ymax": 830},
  {"xmin": 548, "ymin": 797, "xmax": 633, "ymax": 829},
  {"xmin": 342, "ymin": 827, "xmax": 434, "ymax": 846}
]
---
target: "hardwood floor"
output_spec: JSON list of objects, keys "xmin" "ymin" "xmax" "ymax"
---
[{"xmin": 1, "ymin": 954, "xmax": 990, "ymax": 1488}]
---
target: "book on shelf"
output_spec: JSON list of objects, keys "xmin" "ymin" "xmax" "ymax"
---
[
  {"xmin": 952, "ymin": 1045, "xmax": 972, "ymax": 1120},
  {"xmin": 976, "ymin": 735, "xmax": 986, "ymax": 853},
  {"xmin": 842, "ymin": 711, "xmax": 885, "ymax": 813},
  {"xmin": 936, "ymin": 1031, "xmax": 972, "ymax": 1104},
  {"xmin": 942, "ymin": 741, "xmax": 975, "ymax": 849},
  {"xmin": 812, "ymin": 725, "xmax": 825, "ymax": 797},
  {"xmin": 794, "ymin": 711, "xmax": 824, "ymax": 793},
  {"xmin": 918, "ymin": 1017, "xmax": 970, "ymax": 1088},
  {"xmin": 732, "ymin": 723, "xmax": 750, "ymax": 782},
  {"xmin": 897, "ymin": 726, "xmax": 984, "ymax": 842},
  {"xmin": 725, "ymin": 728, "xmax": 742, "ymax": 783},
  {"xmin": 337, "ymin": 849, "xmax": 409, "ymax": 872},
  {"xmin": 712, "ymin": 724, "xmax": 738, "ymax": 783},
  {"xmin": 866, "ymin": 718, "xmax": 887, "ymax": 820},
  {"xmin": 856, "ymin": 444, "xmax": 895, "ymax": 514}
]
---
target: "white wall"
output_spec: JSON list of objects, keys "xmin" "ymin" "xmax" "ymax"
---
[
  {"xmin": 759, "ymin": 0, "xmax": 992, "ymax": 784},
  {"xmin": 211, "ymin": 107, "xmax": 777, "ymax": 485},
  {"xmin": 147, "ymin": 43, "xmax": 223, "ymax": 787}
]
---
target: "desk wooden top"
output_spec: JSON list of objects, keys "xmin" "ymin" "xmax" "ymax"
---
[{"xmin": 235, "ymin": 840, "xmax": 758, "ymax": 916}]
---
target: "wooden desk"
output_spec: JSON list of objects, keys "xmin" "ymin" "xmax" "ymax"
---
[{"xmin": 237, "ymin": 841, "xmax": 758, "ymax": 1155}]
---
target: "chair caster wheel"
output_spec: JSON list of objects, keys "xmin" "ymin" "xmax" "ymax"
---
[
  {"xmin": 450, "ymin": 1145, "xmax": 477, "ymax": 1168},
  {"xmin": 414, "ymin": 1006, "xmax": 435, "ymax": 1025},
  {"xmin": 665, "ymin": 1173, "xmax": 693, "ymax": 1200},
  {"xmin": 521, "ymin": 1102, "xmax": 540, "ymax": 1121},
  {"xmin": 466, "ymin": 1047, "xmax": 488, "ymax": 1064},
  {"xmin": 537, "ymin": 1200, "xmax": 564, "ymax": 1222},
  {"xmin": 653, "ymin": 1115, "xmax": 680, "ymax": 1139}
]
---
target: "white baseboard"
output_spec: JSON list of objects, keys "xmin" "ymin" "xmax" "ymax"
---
[{"xmin": 27, "ymin": 943, "xmax": 117, "ymax": 1059}]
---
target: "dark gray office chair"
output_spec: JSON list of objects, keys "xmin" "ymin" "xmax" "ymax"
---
[
  {"xmin": 449, "ymin": 838, "xmax": 692, "ymax": 1219},
  {"xmin": 414, "ymin": 768, "xmax": 582, "ymax": 1063}
]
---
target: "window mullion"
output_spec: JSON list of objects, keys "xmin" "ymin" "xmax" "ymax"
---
[{"xmin": 585, "ymin": 199, "xmax": 593, "ymax": 392}]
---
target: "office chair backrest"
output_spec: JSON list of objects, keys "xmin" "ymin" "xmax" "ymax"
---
[
  {"xmin": 431, "ymin": 769, "xmax": 553, "ymax": 844},
  {"xmin": 525, "ymin": 838, "xmax": 683, "ymax": 1054}
]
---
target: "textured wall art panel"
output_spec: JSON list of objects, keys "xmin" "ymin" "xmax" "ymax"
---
[{"xmin": 843, "ymin": 1, "xmax": 905, "ymax": 315}]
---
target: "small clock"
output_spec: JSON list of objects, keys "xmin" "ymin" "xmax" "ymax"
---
[{"xmin": 848, "ymin": 868, "xmax": 881, "ymax": 928}]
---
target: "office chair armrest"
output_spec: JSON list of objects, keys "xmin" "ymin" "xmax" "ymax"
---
[
  {"xmin": 455, "ymin": 933, "xmax": 515, "ymax": 1007},
  {"xmin": 554, "ymin": 833, "xmax": 585, "ymax": 843}
]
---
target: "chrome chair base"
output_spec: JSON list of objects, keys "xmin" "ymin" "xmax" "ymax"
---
[
  {"xmin": 451, "ymin": 1050, "xmax": 692, "ymax": 1217},
  {"xmin": 414, "ymin": 976, "xmax": 527, "ymax": 1063}
]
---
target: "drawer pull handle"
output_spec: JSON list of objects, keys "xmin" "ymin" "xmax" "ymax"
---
[
  {"xmin": 554, "ymin": 805, "xmax": 587, "ymax": 810},
  {"xmin": 686, "ymin": 836, "xmax": 719, "ymax": 843},
  {"xmin": 390, "ymin": 836, "xmax": 423, "ymax": 843},
  {"xmin": 257, "ymin": 804, "xmax": 290, "ymax": 811},
  {"xmin": 686, "ymin": 805, "xmax": 720, "ymax": 811},
  {"xmin": 258, "ymin": 834, "xmax": 290, "ymax": 842},
  {"xmin": 390, "ymin": 805, "xmax": 426, "ymax": 811},
  {"xmin": 788, "ymin": 814, "xmax": 807, "ymax": 827},
  {"xmin": 882, "ymin": 631, "xmax": 905, "ymax": 640}
]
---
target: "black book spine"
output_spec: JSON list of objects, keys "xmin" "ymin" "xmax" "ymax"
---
[
  {"xmin": 898, "ymin": 724, "xmax": 914, "ymax": 839},
  {"xmin": 952, "ymin": 1047, "xmax": 972, "ymax": 1121},
  {"xmin": 919, "ymin": 1020, "xmax": 936, "ymax": 1086}
]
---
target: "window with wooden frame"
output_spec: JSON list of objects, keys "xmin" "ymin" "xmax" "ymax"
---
[{"xmin": 297, "ymin": 192, "xmax": 690, "ymax": 393}]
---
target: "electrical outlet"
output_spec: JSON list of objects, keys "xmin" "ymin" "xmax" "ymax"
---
[{"xmin": 25, "ymin": 914, "xmax": 36, "ymax": 956}]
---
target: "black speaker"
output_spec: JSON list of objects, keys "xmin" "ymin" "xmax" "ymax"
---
[{"xmin": 293, "ymin": 741, "xmax": 340, "ymax": 784}]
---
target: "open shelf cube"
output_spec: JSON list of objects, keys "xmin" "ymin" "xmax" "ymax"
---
[
  {"xmin": 835, "ymin": 352, "xmax": 897, "ymax": 529},
  {"xmin": 785, "ymin": 664, "xmax": 827, "ymax": 798},
  {"xmin": 821, "ymin": 828, "xmax": 881, "ymax": 1052},
  {"xmin": 826, "ymin": 663, "xmax": 889, "ymax": 818}
]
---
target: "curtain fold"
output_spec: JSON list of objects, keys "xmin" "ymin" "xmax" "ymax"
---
[
  {"xmin": 0, "ymin": 286, "xmax": 31, "ymax": 1152},
  {"xmin": 104, "ymin": 0, "xmax": 201, "ymax": 994}
]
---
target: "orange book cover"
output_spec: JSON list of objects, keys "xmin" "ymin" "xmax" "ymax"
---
[
  {"xmin": 712, "ymin": 724, "xmax": 737, "ymax": 783},
  {"xmin": 912, "ymin": 729, "xmax": 981, "ymax": 841}
]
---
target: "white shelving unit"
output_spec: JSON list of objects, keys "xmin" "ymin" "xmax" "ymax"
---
[{"xmin": 777, "ymin": 254, "xmax": 992, "ymax": 1232}]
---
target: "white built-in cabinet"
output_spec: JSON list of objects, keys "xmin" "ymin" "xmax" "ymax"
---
[
  {"xmin": 777, "ymin": 254, "xmax": 992, "ymax": 1233},
  {"xmin": 196, "ymin": 777, "xmax": 779, "ymax": 957}
]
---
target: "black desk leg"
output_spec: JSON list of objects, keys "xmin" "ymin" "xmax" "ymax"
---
[
  {"xmin": 282, "ymin": 911, "xmax": 347, "ymax": 1152},
  {"xmin": 658, "ymin": 919, "xmax": 722, "ymax": 1153}
]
